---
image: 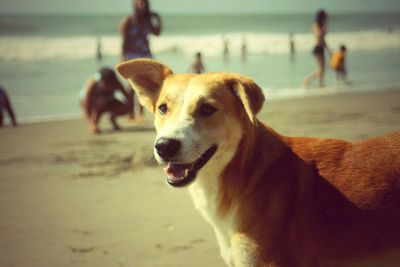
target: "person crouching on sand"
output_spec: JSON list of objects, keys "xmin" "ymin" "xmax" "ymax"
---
[
  {"xmin": 80, "ymin": 67, "xmax": 133, "ymax": 134},
  {"xmin": 330, "ymin": 45, "xmax": 348, "ymax": 83}
]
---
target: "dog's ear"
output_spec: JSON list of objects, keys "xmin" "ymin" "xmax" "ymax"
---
[
  {"xmin": 116, "ymin": 59, "xmax": 173, "ymax": 112},
  {"xmin": 225, "ymin": 74, "xmax": 265, "ymax": 124}
]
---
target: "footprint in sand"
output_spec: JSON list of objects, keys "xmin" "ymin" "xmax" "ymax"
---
[
  {"xmin": 167, "ymin": 245, "xmax": 193, "ymax": 253},
  {"xmin": 163, "ymin": 238, "xmax": 206, "ymax": 253},
  {"xmin": 164, "ymin": 223, "xmax": 175, "ymax": 231},
  {"xmin": 72, "ymin": 229, "xmax": 93, "ymax": 236},
  {"xmin": 68, "ymin": 246, "xmax": 95, "ymax": 254},
  {"xmin": 190, "ymin": 238, "xmax": 205, "ymax": 244}
]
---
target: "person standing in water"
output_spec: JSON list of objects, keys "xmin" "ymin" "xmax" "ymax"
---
[
  {"xmin": 241, "ymin": 35, "xmax": 247, "ymax": 63},
  {"xmin": 222, "ymin": 35, "xmax": 229, "ymax": 64},
  {"xmin": 188, "ymin": 52, "xmax": 205, "ymax": 74},
  {"xmin": 289, "ymin": 32, "xmax": 295, "ymax": 61},
  {"xmin": 119, "ymin": 0, "xmax": 162, "ymax": 118},
  {"xmin": 96, "ymin": 37, "xmax": 102, "ymax": 62},
  {"xmin": 304, "ymin": 10, "xmax": 331, "ymax": 88}
]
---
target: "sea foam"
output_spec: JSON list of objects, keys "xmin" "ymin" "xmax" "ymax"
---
[{"xmin": 0, "ymin": 30, "xmax": 399, "ymax": 61}]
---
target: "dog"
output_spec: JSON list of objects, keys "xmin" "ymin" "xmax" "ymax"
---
[{"xmin": 117, "ymin": 59, "xmax": 400, "ymax": 267}]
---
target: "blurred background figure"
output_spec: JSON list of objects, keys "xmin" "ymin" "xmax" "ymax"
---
[
  {"xmin": 119, "ymin": 0, "xmax": 162, "ymax": 119},
  {"xmin": 289, "ymin": 32, "xmax": 295, "ymax": 61},
  {"xmin": 222, "ymin": 35, "xmax": 229, "ymax": 64},
  {"xmin": 0, "ymin": 85, "xmax": 17, "ymax": 127},
  {"xmin": 241, "ymin": 35, "xmax": 247, "ymax": 63},
  {"xmin": 304, "ymin": 9, "xmax": 330, "ymax": 88},
  {"xmin": 188, "ymin": 52, "xmax": 205, "ymax": 74},
  {"xmin": 331, "ymin": 44, "xmax": 348, "ymax": 83},
  {"xmin": 96, "ymin": 36, "xmax": 102, "ymax": 62},
  {"xmin": 80, "ymin": 67, "xmax": 133, "ymax": 134},
  {"xmin": 120, "ymin": 0, "xmax": 162, "ymax": 61}
]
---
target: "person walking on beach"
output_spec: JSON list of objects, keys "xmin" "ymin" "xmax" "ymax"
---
[
  {"xmin": 188, "ymin": 52, "xmax": 205, "ymax": 74},
  {"xmin": 304, "ymin": 10, "xmax": 331, "ymax": 88},
  {"xmin": 119, "ymin": 0, "xmax": 162, "ymax": 119},
  {"xmin": 331, "ymin": 45, "xmax": 348, "ymax": 83},
  {"xmin": 0, "ymin": 86, "xmax": 17, "ymax": 127},
  {"xmin": 80, "ymin": 67, "xmax": 133, "ymax": 134}
]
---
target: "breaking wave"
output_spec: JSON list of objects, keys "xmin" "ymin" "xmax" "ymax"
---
[{"xmin": 0, "ymin": 30, "xmax": 399, "ymax": 61}]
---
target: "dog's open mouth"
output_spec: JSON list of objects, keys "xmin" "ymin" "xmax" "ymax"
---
[{"xmin": 164, "ymin": 145, "xmax": 217, "ymax": 187}]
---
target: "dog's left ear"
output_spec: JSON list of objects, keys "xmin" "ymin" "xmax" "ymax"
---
[
  {"xmin": 225, "ymin": 75, "xmax": 265, "ymax": 124},
  {"xmin": 116, "ymin": 59, "xmax": 173, "ymax": 112}
]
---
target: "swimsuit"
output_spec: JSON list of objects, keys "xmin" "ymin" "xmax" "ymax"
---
[
  {"xmin": 93, "ymin": 81, "xmax": 114, "ymax": 98},
  {"xmin": 89, "ymin": 81, "xmax": 123, "ymax": 112},
  {"xmin": 313, "ymin": 44, "xmax": 324, "ymax": 56},
  {"xmin": 124, "ymin": 19, "xmax": 153, "ymax": 60}
]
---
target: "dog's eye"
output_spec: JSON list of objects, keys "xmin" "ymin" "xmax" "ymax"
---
[
  {"xmin": 198, "ymin": 104, "xmax": 217, "ymax": 117},
  {"xmin": 158, "ymin": 103, "xmax": 168, "ymax": 114}
]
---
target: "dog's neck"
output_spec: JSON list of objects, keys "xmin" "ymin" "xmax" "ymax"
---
[
  {"xmin": 189, "ymin": 119, "xmax": 287, "ymax": 221},
  {"xmin": 217, "ymin": 120, "xmax": 287, "ymax": 217}
]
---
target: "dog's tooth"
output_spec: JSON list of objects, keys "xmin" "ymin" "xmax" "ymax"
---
[{"xmin": 184, "ymin": 169, "xmax": 189, "ymax": 178}]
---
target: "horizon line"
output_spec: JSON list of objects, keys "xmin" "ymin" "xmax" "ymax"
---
[{"xmin": 1, "ymin": 10, "xmax": 400, "ymax": 16}]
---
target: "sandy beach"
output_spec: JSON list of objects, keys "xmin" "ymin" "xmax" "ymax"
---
[{"xmin": 1, "ymin": 88, "xmax": 400, "ymax": 267}]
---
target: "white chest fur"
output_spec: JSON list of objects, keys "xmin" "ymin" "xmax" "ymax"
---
[{"xmin": 189, "ymin": 174, "xmax": 237, "ymax": 267}]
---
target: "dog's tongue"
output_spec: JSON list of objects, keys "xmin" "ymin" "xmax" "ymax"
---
[{"xmin": 164, "ymin": 162, "xmax": 192, "ymax": 181}]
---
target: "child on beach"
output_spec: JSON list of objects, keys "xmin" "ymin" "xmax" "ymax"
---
[
  {"xmin": 80, "ymin": 67, "xmax": 133, "ymax": 134},
  {"xmin": 330, "ymin": 45, "xmax": 348, "ymax": 82},
  {"xmin": 188, "ymin": 52, "xmax": 205, "ymax": 74},
  {"xmin": 0, "ymin": 86, "xmax": 17, "ymax": 127}
]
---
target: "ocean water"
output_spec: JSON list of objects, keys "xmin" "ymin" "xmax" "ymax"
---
[{"xmin": 0, "ymin": 13, "xmax": 400, "ymax": 122}]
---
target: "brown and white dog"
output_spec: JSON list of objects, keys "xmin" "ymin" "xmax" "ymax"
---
[{"xmin": 117, "ymin": 59, "xmax": 400, "ymax": 267}]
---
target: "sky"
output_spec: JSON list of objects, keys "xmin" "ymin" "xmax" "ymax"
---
[{"xmin": 0, "ymin": 0, "xmax": 399, "ymax": 14}]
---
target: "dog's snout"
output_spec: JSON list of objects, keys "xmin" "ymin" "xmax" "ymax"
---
[{"xmin": 155, "ymin": 138, "xmax": 181, "ymax": 159}]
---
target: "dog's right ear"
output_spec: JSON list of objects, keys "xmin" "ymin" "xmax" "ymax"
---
[{"xmin": 116, "ymin": 59, "xmax": 173, "ymax": 112}]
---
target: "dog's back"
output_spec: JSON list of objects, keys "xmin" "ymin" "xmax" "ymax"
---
[
  {"xmin": 276, "ymin": 132, "xmax": 400, "ymax": 266},
  {"xmin": 286, "ymin": 132, "xmax": 400, "ymax": 211}
]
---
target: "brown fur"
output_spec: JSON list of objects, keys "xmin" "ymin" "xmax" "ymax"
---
[
  {"xmin": 117, "ymin": 59, "xmax": 400, "ymax": 267},
  {"xmin": 222, "ymin": 122, "xmax": 400, "ymax": 266}
]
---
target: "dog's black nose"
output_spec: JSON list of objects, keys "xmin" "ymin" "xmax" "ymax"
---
[{"xmin": 155, "ymin": 138, "xmax": 181, "ymax": 159}]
